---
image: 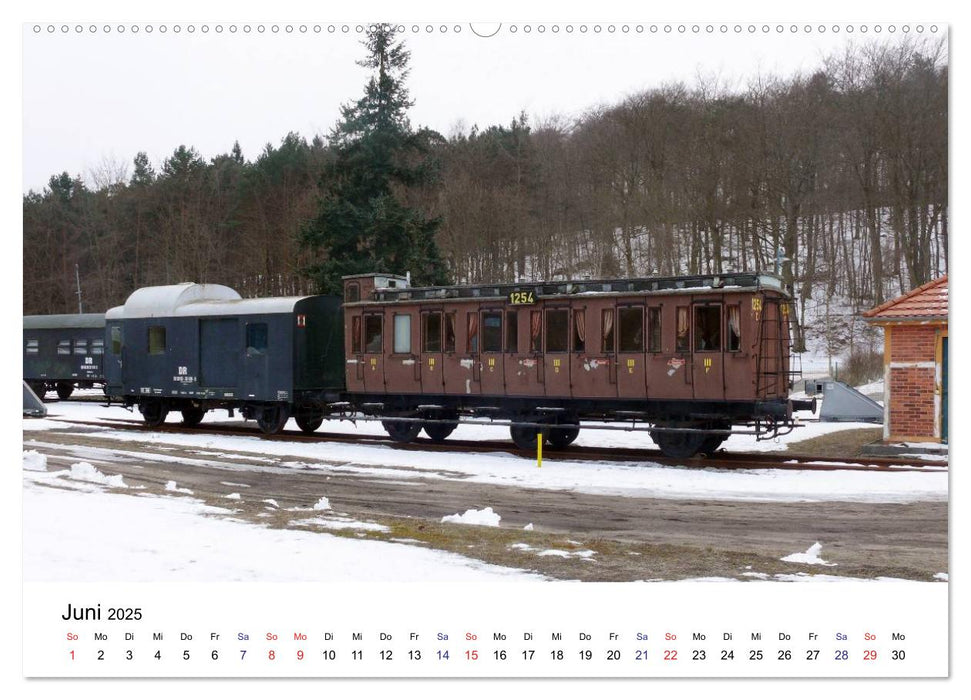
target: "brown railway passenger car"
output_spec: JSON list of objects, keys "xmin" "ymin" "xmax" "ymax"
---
[{"xmin": 341, "ymin": 272, "xmax": 810, "ymax": 458}]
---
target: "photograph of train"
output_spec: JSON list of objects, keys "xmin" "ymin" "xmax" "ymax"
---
[{"xmin": 22, "ymin": 21, "xmax": 947, "ymax": 594}]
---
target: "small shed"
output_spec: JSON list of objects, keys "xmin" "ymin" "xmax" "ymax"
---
[{"xmin": 863, "ymin": 275, "xmax": 948, "ymax": 444}]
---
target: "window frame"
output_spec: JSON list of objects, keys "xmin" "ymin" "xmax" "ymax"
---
[
  {"xmin": 693, "ymin": 304, "xmax": 723, "ymax": 353},
  {"xmin": 618, "ymin": 305, "xmax": 644, "ymax": 353},
  {"xmin": 675, "ymin": 306, "xmax": 691, "ymax": 354},
  {"xmin": 25, "ymin": 338, "xmax": 39, "ymax": 355},
  {"xmin": 544, "ymin": 308, "xmax": 569, "ymax": 354},
  {"xmin": 148, "ymin": 326, "xmax": 166, "ymax": 356},
  {"xmin": 647, "ymin": 306, "xmax": 662, "ymax": 353},
  {"xmin": 363, "ymin": 314, "xmax": 383, "ymax": 354},
  {"xmin": 246, "ymin": 322, "xmax": 269, "ymax": 355},
  {"xmin": 392, "ymin": 313, "xmax": 412, "ymax": 355},
  {"xmin": 421, "ymin": 311, "xmax": 442, "ymax": 353},
  {"xmin": 726, "ymin": 304, "xmax": 742, "ymax": 353},
  {"xmin": 481, "ymin": 310, "xmax": 503, "ymax": 353}
]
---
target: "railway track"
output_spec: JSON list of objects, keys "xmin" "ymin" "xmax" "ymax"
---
[{"xmin": 49, "ymin": 415, "xmax": 947, "ymax": 473}]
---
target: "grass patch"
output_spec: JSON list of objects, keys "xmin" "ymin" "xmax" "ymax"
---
[{"xmin": 785, "ymin": 427, "xmax": 883, "ymax": 458}]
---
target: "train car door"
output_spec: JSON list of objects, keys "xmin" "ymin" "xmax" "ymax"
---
[
  {"xmin": 442, "ymin": 307, "xmax": 480, "ymax": 396},
  {"xmin": 647, "ymin": 301, "xmax": 691, "ymax": 400},
  {"xmin": 544, "ymin": 306, "xmax": 572, "ymax": 398},
  {"xmin": 616, "ymin": 304, "xmax": 647, "ymax": 400},
  {"xmin": 361, "ymin": 311, "xmax": 386, "ymax": 394},
  {"xmin": 241, "ymin": 320, "xmax": 270, "ymax": 399},
  {"xmin": 570, "ymin": 301, "xmax": 615, "ymax": 399},
  {"xmin": 505, "ymin": 306, "xmax": 537, "ymax": 396},
  {"xmin": 479, "ymin": 308, "xmax": 505, "ymax": 398},
  {"xmin": 722, "ymin": 298, "xmax": 750, "ymax": 400},
  {"xmin": 420, "ymin": 307, "xmax": 446, "ymax": 396},
  {"xmin": 345, "ymin": 311, "xmax": 365, "ymax": 394},
  {"xmin": 384, "ymin": 309, "xmax": 421, "ymax": 396},
  {"xmin": 200, "ymin": 318, "xmax": 239, "ymax": 389},
  {"xmin": 691, "ymin": 301, "xmax": 725, "ymax": 401}
]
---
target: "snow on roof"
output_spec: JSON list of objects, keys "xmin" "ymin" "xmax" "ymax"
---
[
  {"xmin": 863, "ymin": 275, "xmax": 948, "ymax": 322},
  {"xmin": 23, "ymin": 313, "xmax": 105, "ymax": 329},
  {"xmin": 115, "ymin": 283, "xmax": 312, "ymax": 319}
]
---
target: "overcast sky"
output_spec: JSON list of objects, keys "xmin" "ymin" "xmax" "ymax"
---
[{"xmin": 22, "ymin": 22, "xmax": 945, "ymax": 193}]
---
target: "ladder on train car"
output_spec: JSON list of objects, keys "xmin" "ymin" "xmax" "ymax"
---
[{"xmin": 755, "ymin": 297, "xmax": 790, "ymax": 399}]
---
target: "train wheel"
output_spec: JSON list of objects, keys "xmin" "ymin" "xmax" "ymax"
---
[
  {"xmin": 257, "ymin": 405, "xmax": 290, "ymax": 435},
  {"xmin": 56, "ymin": 382, "xmax": 74, "ymax": 400},
  {"xmin": 139, "ymin": 400, "xmax": 168, "ymax": 428},
  {"xmin": 383, "ymin": 420, "xmax": 422, "ymax": 443},
  {"xmin": 510, "ymin": 424, "xmax": 543, "ymax": 451},
  {"xmin": 650, "ymin": 423, "xmax": 706, "ymax": 459},
  {"xmin": 295, "ymin": 411, "xmax": 324, "ymax": 434},
  {"xmin": 423, "ymin": 421, "xmax": 458, "ymax": 443},
  {"xmin": 28, "ymin": 381, "xmax": 47, "ymax": 399},
  {"xmin": 181, "ymin": 407, "xmax": 206, "ymax": 427},
  {"xmin": 547, "ymin": 423, "xmax": 580, "ymax": 450}
]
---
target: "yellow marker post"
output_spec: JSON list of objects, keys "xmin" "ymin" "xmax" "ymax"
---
[{"xmin": 537, "ymin": 432, "xmax": 543, "ymax": 469}]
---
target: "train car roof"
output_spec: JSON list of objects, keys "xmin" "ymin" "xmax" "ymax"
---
[
  {"xmin": 109, "ymin": 282, "xmax": 320, "ymax": 319},
  {"xmin": 357, "ymin": 272, "xmax": 786, "ymax": 305},
  {"xmin": 23, "ymin": 313, "xmax": 105, "ymax": 329}
]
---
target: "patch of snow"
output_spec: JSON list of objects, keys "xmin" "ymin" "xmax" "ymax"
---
[
  {"xmin": 313, "ymin": 496, "xmax": 331, "ymax": 511},
  {"xmin": 220, "ymin": 481, "xmax": 250, "ymax": 488},
  {"xmin": 934, "ymin": 572, "xmax": 948, "ymax": 581},
  {"xmin": 524, "ymin": 523, "xmax": 534, "ymax": 531},
  {"xmin": 292, "ymin": 517, "xmax": 389, "ymax": 532},
  {"xmin": 22, "ymin": 450, "xmax": 47, "ymax": 472},
  {"xmin": 442, "ymin": 506, "xmax": 501, "ymax": 527},
  {"xmin": 70, "ymin": 462, "xmax": 127, "ymax": 488},
  {"xmin": 165, "ymin": 481, "xmax": 193, "ymax": 495},
  {"xmin": 225, "ymin": 492, "xmax": 241, "ymax": 500},
  {"xmin": 538, "ymin": 548, "xmax": 596, "ymax": 559},
  {"xmin": 780, "ymin": 542, "xmax": 836, "ymax": 566},
  {"xmin": 263, "ymin": 499, "xmax": 279, "ymax": 508}
]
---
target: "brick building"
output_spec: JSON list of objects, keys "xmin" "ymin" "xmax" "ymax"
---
[{"xmin": 863, "ymin": 276, "xmax": 948, "ymax": 443}]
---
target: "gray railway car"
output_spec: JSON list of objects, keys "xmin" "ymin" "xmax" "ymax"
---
[
  {"xmin": 23, "ymin": 313, "xmax": 106, "ymax": 399},
  {"xmin": 104, "ymin": 283, "xmax": 343, "ymax": 432}
]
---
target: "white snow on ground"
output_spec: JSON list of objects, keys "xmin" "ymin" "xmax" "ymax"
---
[
  {"xmin": 69, "ymin": 461, "xmax": 127, "ymax": 488},
  {"xmin": 22, "ymin": 449, "xmax": 47, "ymax": 471},
  {"xmin": 511, "ymin": 543, "xmax": 596, "ymax": 559},
  {"xmin": 165, "ymin": 480, "xmax": 193, "ymax": 494},
  {"xmin": 442, "ymin": 506, "xmax": 501, "ymax": 527},
  {"xmin": 224, "ymin": 492, "xmax": 241, "ymax": 500},
  {"xmin": 22, "ymin": 473, "xmax": 543, "ymax": 583},
  {"xmin": 781, "ymin": 542, "xmax": 836, "ymax": 566},
  {"xmin": 934, "ymin": 573, "xmax": 948, "ymax": 581},
  {"xmin": 25, "ymin": 402, "xmax": 946, "ymax": 504},
  {"xmin": 524, "ymin": 523, "xmax": 534, "ymax": 531},
  {"xmin": 313, "ymin": 496, "xmax": 331, "ymax": 511},
  {"xmin": 292, "ymin": 516, "xmax": 390, "ymax": 532}
]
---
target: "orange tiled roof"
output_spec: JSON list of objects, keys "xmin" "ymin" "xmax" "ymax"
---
[{"xmin": 863, "ymin": 275, "xmax": 948, "ymax": 321}]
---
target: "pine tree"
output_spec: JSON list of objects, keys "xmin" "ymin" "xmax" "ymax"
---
[{"xmin": 300, "ymin": 23, "xmax": 449, "ymax": 294}]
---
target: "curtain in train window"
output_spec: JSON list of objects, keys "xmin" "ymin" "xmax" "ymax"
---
[
  {"xmin": 351, "ymin": 316, "xmax": 362, "ymax": 353},
  {"xmin": 530, "ymin": 310, "xmax": 542, "ymax": 352},
  {"xmin": 422, "ymin": 312, "xmax": 442, "ymax": 352},
  {"xmin": 466, "ymin": 312, "xmax": 479, "ymax": 353},
  {"xmin": 601, "ymin": 309, "xmax": 614, "ymax": 353},
  {"xmin": 482, "ymin": 312, "xmax": 502, "ymax": 352},
  {"xmin": 393, "ymin": 314, "xmax": 411, "ymax": 354},
  {"xmin": 573, "ymin": 309, "xmax": 586, "ymax": 352},
  {"xmin": 364, "ymin": 315, "xmax": 383, "ymax": 353},
  {"xmin": 444, "ymin": 313, "xmax": 456, "ymax": 352},
  {"xmin": 545, "ymin": 309, "xmax": 568, "ymax": 352},
  {"xmin": 618, "ymin": 307, "xmax": 644, "ymax": 352},
  {"xmin": 647, "ymin": 307, "xmax": 662, "ymax": 352},
  {"xmin": 148, "ymin": 326, "xmax": 166, "ymax": 355},
  {"xmin": 505, "ymin": 310, "xmax": 518, "ymax": 352},
  {"xmin": 675, "ymin": 307, "xmax": 690, "ymax": 353},
  {"xmin": 727, "ymin": 305, "xmax": 741, "ymax": 352},
  {"xmin": 694, "ymin": 305, "xmax": 721, "ymax": 352}
]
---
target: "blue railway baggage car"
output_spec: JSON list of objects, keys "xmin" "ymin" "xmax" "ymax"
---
[{"xmin": 104, "ymin": 283, "xmax": 343, "ymax": 432}]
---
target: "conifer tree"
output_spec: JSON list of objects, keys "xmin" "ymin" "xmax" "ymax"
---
[{"xmin": 300, "ymin": 24, "xmax": 449, "ymax": 294}]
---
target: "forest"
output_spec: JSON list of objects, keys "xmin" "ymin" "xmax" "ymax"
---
[{"xmin": 23, "ymin": 34, "xmax": 947, "ymax": 358}]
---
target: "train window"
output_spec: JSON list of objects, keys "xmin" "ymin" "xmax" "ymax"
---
[
  {"xmin": 647, "ymin": 307, "xmax": 662, "ymax": 352},
  {"xmin": 505, "ymin": 310, "xmax": 518, "ymax": 353},
  {"xmin": 345, "ymin": 283, "xmax": 360, "ymax": 303},
  {"xmin": 351, "ymin": 316, "xmax": 362, "ymax": 353},
  {"xmin": 246, "ymin": 323, "xmax": 268, "ymax": 355},
  {"xmin": 482, "ymin": 312, "xmax": 502, "ymax": 352},
  {"xmin": 466, "ymin": 312, "xmax": 479, "ymax": 353},
  {"xmin": 393, "ymin": 314, "xmax": 412, "ymax": 354},
  {"xmin": 26, "ymin": 339, "xmax": 39, "ymax": 354},
  {"xmin": 57, "ymin": 340, "xmax": 71, "ymax": 355},
  {"xmin": 573, "ymin": 309, "xmax": 586, "ymax": 353},
  {"xmin": 91, "ymin": 338, "xmax": 104, "ymax": 355},
  {"xmin": 545, "ymin": 309, "xmax": 568, "ymax": 353},
  {"xmin": 110, "ymin": 326, "xmax": 122, "ymax": 354},
  {"xmin": 148, "ymin": 326, "xmax": 166, "ymax": 355},
  {"xmin": 601, "ymin": 309, "xmax": 615, "ymax": 353},
  {"xmin": 422, "ymin": 312, "xmax": 442, "ymax": 353},
  {"xmin": 618, "ymin": 307, "xmax": 644, "ymax": 353},
  {"xmin": 364, "ymin": 315, "xmax": 383, "ymax": 353},
  {"xmin": 529, "ymin": 311, "xmax": 542, "ymax": 352},
  {"xmin": 74, "ymin": 339, "xmax": 88, "ymax": 355},
  {"xmin": 676, "ymin": 307, "xmax": 690, "ymax": 353},
  {"xmin": 694, "ymin": 305, "xmax": 722, "ymax": 352},
  {"xmin": 444, "ymin": 313, "xmax": 456, "ymax": 352},
  {"xmin": 727, "ymin": 305, "xmax": 741, "ymax": 352}
]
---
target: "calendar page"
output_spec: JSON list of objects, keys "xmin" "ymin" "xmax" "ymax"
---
[{"xmin": 17, "ymin": 2, "xmax": 953, "ymax": 692}]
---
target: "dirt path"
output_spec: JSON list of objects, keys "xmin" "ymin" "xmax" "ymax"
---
[{"xmin": 24, "ymin": 426, "xmax": 948, "ymax": 582}]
